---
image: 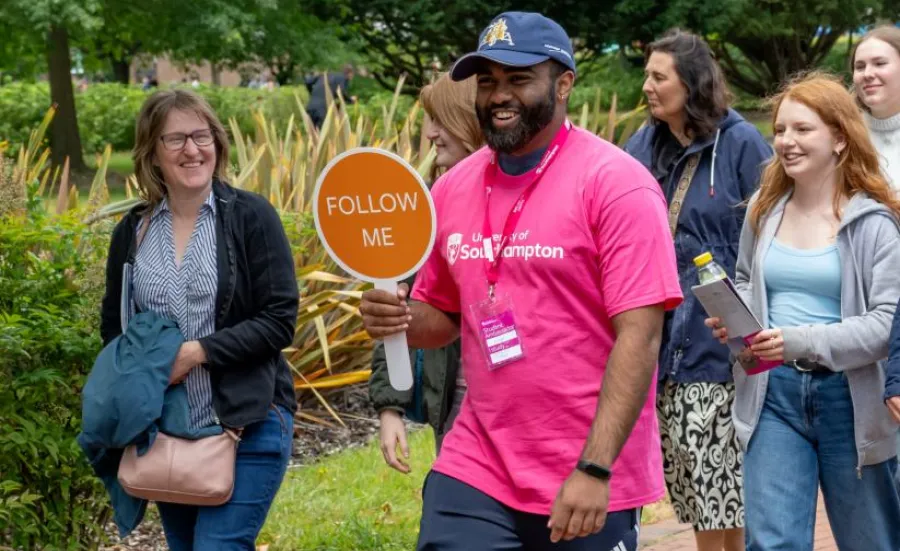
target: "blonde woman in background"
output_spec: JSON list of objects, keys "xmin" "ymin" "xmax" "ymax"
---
[
  {"xmin": 420, "ymin": 73, "xmax": 484, "ymax": 180},
  {"xmin": 855, "ymin": 24, "xmax": 900, "ymax": 487},
  {"xmin": 852, "ymin": 25, "xmax": 900, "ymax": 188}
]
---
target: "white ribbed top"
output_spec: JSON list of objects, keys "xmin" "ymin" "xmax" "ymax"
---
[{"xmin": 865, "ymin": 111, "xmax": 900, "ymax": 189}]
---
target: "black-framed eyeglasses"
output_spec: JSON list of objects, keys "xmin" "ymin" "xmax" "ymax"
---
[{"xmin": 160, "ymin": 129, "xmax": 214, "ymax": 151}]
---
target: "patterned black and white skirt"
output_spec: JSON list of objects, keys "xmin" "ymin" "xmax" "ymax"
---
[{"xmin": 656, "ymin": 380, "xmax": 745, "ymax": 531}]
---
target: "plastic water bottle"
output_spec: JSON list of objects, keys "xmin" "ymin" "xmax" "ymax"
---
[{"xmin": 694, "ymin": 252, "xmax": 727, "ymax": 284}]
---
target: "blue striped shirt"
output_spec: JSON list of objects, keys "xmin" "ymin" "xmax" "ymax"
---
[{"xmin": 134, "ymin": 193, "xmax": 218, "ymax": 428}]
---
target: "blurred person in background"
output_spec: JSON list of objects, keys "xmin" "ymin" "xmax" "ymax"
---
[
  {"xmin": 853, "ymin": 25, "xmax": 900, "ymax": 189},
  {"xmin": 306, "ymin": 64, "xmax": 357, "ymax": 129}
]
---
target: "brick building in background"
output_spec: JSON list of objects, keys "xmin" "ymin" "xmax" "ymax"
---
[{"xmin": 130, "ymin": 56, "xmax": 245, "ymax": 87}]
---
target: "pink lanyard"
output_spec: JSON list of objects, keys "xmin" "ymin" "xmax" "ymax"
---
[{"xmin": 481, "ymin": 120, "xmax": 571, "ymax": 298}]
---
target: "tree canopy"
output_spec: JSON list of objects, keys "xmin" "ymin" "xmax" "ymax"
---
[
  {"xmin": 318, "ymin": 0, "xmax": 900, "ymax": 95},
  {"xmin": 2, "ymin": 0, "xmax": 899, "ymax": 169},
  {"xmin": 608, "ymin": 0, "xmax": 900, "ymax": 95},
  {"xmin": 0, "ymin": 0, "xmax": 352, "ymax": 169}
]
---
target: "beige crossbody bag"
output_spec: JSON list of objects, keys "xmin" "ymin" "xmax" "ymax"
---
[{"xmin": 117, "ymin": 212, "xmax": 242, "ymax": 506}]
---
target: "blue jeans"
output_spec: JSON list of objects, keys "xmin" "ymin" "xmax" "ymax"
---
[
  {"xmin": 417, "ymin": 472, "xmax": 641, "ymax": 551},
  {"xmin": 743, "ymin": 367, "xmax": 900, "ymax": 551},
  {"xmin": 158, "ymin": 405, "xmax": 293, "ymax": 551}
]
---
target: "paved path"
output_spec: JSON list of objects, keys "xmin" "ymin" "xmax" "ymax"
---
[{"xmin": 639, "ymin": 495, "xmax": 836, "ymax": 550}]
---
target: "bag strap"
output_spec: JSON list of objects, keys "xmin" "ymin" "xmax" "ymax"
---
[
  {"xmin": 122, "ymin": 211, "xmax": 150, "ymax": 330},
  {"xmin": 667, "ymin": 152, "xmax": 702, "ymax": 237},
  {"xmin": 135, "ymin": 212, "xmax": 151, "ymax": 251}
]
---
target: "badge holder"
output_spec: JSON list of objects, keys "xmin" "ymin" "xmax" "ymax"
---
[{"xmin": 470, "ymin": 287, "xmax": 526, "ymax": 370}]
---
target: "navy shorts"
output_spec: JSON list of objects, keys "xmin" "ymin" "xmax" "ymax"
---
[{"xmin": 417, "ymin": 471, "xmax": 641, "ymax": 551}]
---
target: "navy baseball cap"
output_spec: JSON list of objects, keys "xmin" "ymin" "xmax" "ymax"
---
[{"xmin": 450, "ymin": 12, "xmax": 576, "ymax": 81}]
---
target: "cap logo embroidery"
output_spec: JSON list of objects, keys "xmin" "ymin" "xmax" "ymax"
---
[{"xmin": 482, "ymin": 18, "xmax": 514, "ymax": 47}]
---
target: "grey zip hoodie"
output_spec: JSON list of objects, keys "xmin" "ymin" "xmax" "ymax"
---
[{"xmin": 732, "ymin": 191, "xmax": 900, "ymax": 470}]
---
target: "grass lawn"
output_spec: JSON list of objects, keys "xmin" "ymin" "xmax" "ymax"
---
[
  {"xmin": 42, "ymin": 187, "xmax": 130, "ymax": 213},
  {"xmin": 86, "ymin": 150, "xmax": 135, "ymax": 177},
  {"xmin": 259, "ymin": 429, "xmax": 434, "ymax": 551},
  {"xmin": 257, "ymin": 429, "xmax": 674, "ymax": 550}
]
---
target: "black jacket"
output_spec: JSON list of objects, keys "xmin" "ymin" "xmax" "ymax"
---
[{"xmin": 100, "ymin": 180, "xmax": 299, "ymax": 428}]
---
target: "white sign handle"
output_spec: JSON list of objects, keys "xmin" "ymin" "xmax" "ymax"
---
[{"xmin": 374, "ymin": 279, "xmax": 413, "ymax": 391}]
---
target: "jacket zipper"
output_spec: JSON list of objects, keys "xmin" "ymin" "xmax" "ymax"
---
[
  {"xmin": 216, "ymin": 197, "xmax": 236, "ymax": 327},
  {"xmin": 211, "ymin": 194, "xmax": 236, "ymax": 428},
  {"xmin": 672, "ymin": 349, "xmax": 683, "ymax": 377}
]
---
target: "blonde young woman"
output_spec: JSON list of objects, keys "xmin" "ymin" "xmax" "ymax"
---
[
  {"xmin": 100, "ymin": 90, "xmax": 299, "ymax": 549},
  {"xmin": 368, "ymin": 73, "xmax": 484, "ymax": 473},
  {"xmin": 852, "ymin": 25, "xmax": 900, "ymax": 188},
  {"xmin": 855, "ymin": 23, "xmax": 900, "ymax": 485},
  {"xmin": 706, "ymin": 73, "xmax": 900, "ymax": 551}
]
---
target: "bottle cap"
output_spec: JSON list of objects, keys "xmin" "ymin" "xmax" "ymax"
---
[{"xmin": 693, "ymin": 252, "xmax": 713, "ymax": 267}]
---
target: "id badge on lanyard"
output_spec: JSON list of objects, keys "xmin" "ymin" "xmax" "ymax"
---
[{"xmin": 470, "ymin": 120, "xmax": 571, "ymax": 370}]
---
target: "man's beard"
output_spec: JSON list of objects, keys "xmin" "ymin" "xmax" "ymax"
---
[{"xmin": 477, "ymin": 83, "xmax": 556, "ymax": 154}]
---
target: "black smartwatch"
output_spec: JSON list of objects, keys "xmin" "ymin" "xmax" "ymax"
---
[{"xmin": 576, "ymin": 460, "xmax": 612, "ymax": 481}]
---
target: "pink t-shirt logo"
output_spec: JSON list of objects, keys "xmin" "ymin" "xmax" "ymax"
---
[
  {"xmin": 445, "ymin": 231, "xmax": 566, "ymax": 265},
  {"xmin": 447, "ymin": 233, "xmax": 463, "ymax": 265}
]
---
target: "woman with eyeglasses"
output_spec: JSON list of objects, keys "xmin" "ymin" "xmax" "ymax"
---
[{"xmin": 99, "ymin": 89, "xmax": 299, "ymax": 549}]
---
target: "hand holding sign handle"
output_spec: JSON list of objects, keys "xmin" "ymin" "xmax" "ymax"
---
[
  {"xmin": 374, "ymin": 279, "xmax": 414, "ymax": 391},
  {"xmin": 313, "ymin": 147, "xmax": 436, "ymax": 392}
]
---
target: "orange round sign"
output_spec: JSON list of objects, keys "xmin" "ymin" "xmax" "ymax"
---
[{"xmin": 313, "ymin": 148, "xmax": 436, "ymax": 281}]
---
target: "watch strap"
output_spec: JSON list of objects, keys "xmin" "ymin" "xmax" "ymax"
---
[{"xmin": 576, "ymin": 460, "xmax": 612, "ymax": 481}]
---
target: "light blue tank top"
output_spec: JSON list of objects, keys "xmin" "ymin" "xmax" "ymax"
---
[{"xmin": 764, "ymin": 240, "xmax": 842, "ymax": 328}]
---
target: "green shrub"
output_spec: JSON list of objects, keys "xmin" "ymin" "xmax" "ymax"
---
[
  {"xmin": 0, "ymin": 82, "xmax": 52, "ymax": 153},
  {"xmin": 0, "ymin": 83, "xmax": 310, "ymax": 156},
  {"xmin": 76, "ymin": 84, "xmax": 148, "ymax": 153},
  {"xmin": 0, "ymin": 184, "xmax": 111, "ymax": 550},
  {"xmin": 344, "ymin": 75, "xmax": 384, "ymax": 104},
  {"xmin": 347, "ymin": 90, "xmax": 417, "ymax": 126},
  {"xmin": 195, "ymin": 84, "xmax": 310, "ymax": 138},
  {"xmin": 817, "ymin": 38, "xmax": 853, "ymax": 85},
  {"xmin": 573, "ymin": 53, "xmax": 646, "ymax": 112}
]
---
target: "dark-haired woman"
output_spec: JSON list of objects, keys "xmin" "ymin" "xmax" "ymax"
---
[{"xmin": 624, "ymin": 30, "xmax": 771, "ymax": 551}]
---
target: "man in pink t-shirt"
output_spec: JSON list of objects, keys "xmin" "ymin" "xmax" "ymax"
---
[{"xmin": 361, "ymin": 11, "xmax": 682, "ymax": 551}]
